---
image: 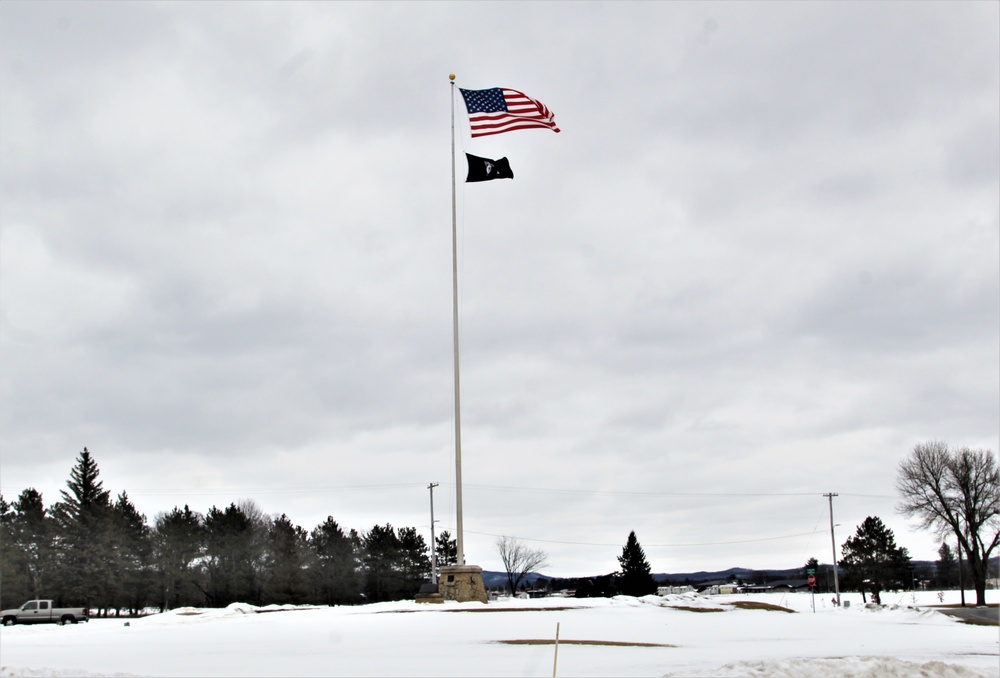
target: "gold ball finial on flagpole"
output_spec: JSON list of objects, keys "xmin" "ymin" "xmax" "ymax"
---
[{"xmin": 449, "ymin": 73, "xmax": 456, "ymax": 81}]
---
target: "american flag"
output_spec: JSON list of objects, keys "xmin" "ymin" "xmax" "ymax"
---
[{"xmin": 459, "ymin": 87, "xmax": 560, "ymax": 138}]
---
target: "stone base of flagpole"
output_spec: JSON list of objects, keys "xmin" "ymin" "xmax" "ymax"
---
[{"xmin": 437, "ymin": 565, "xmax": 488, "ymax": 603}]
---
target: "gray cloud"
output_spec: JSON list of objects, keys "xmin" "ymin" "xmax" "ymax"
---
[{"xmin": 1, "ymin": 1, "xmax": 996, "ymax": 575}]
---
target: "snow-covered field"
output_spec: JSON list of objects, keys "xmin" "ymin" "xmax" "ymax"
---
[{"xmin": 1, "ymin": 590, "xmax": 996, "ymax": 677}]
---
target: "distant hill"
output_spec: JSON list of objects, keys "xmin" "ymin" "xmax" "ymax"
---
[
  {"xmin": 481, "ymin": 567, "xmax": 802, "ymax": 588},
  {"xmin": 653, "ymin": 566, "xmax": 803, "ymax": 583},
  {"xmin": 482, "ymin": 559, "xmax": 961, "ymax": 589},
  {"xmin": 653, "ymin": 560, "xmax": 950, "ymax": 584}
]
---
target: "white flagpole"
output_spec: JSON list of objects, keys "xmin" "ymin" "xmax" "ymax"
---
[{"xmin": 449, "ymin": 74, "xmax": 465, "ymax": 566}]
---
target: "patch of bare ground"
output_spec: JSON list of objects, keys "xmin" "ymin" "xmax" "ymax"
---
[
  {"xmin": 957, "ymin": 617, "xmax": 999, "ymax": 627},
  {"xmin": 666, "ymin": 606, "xmax": 725, "ymax": 613},
  {"xmin": 441, "ymin": 607, "xmax": 584, "ymax": 612},
  {"xmin": 497, "ymin": 639, "xmax": 675, "ymax": 647},
  {"xmin": 378, "ymin": 606, "xmax": 584, "ymax": 614},
  {"xmin": 729, "ymin": 601, "xmax": 795, "ymax": 613}
]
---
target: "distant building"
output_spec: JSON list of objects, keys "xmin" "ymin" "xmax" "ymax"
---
[
  {"xmin": 744, "ymin": 579, "xmax": 811, "ymax": 593},
  {"xmin": 657, "ymin": 585, "xmax": 695, "ymax": 595}
]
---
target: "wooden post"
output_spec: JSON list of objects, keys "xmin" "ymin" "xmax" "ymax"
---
[{"xmin": 552, "ymin": 622, "xmax": 560, "ymax": 678}]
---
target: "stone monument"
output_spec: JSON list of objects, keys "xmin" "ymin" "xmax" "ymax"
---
[{"xmin": 437, "ymin": 564, "xmax": 488, "ymax": 603}]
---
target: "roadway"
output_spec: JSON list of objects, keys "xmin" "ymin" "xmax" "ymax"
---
[{"xmin": 935, "ymin": 605, "xmax": 999, "ymax": 625}]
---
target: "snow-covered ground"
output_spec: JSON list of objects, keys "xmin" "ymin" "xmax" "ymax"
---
[{"xmin": 1, "ymin": 590, "xmax": 996, "ymax": 677}]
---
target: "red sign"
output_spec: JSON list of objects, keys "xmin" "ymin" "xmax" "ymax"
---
[{"xmin": 807, "ymin": 574, "xmax": 816, "ymax": 587}]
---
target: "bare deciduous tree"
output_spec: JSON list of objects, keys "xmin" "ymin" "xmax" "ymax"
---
[
  {"xmin": 896, "ymin": 441, "xmax": 999, "ymax": 606},
  {"xmin": 496, "ymin": 535, "xmax": 548, "ymax": 595}
]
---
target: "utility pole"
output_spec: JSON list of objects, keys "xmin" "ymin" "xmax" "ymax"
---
[
  {"xmin": 428, "ymin": 482, "xmax": 439, "ymax": 584},
  {"xmin": 825, "ymin": 493, "xmax": 841, "ymax": 606}
]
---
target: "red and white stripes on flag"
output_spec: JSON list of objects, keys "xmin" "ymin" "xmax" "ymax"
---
[{"xmin": 459, "ymin": 87, "xmax": 560, "ymax": 138}]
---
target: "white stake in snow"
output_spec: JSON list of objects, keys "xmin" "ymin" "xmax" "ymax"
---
[{"xmin": 552, "ymin": 622, "xmax": 560, "ymax": 678}]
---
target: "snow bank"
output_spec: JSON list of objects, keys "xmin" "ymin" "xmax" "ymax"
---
[
  {"xmin": 1, "ymin": 592, "xmax": 995, "ymax": 677},
  {"xmin": 666, "ymin": 656, "xmax": 996, "ymax": 678}
]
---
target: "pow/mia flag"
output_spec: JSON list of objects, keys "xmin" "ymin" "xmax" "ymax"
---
[{"xmin": 465, "ymin": 153, "xmax": 514, "ymax": 182}]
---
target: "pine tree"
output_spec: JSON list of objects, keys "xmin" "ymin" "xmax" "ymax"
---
[
  {"xmin": 153, "ymin": 505, "xmax": 205, "ymax": 609},
  {"xmin": 55, "ymin": 448, "xmax": 111, "ymax": 519},
  {"xmin": 936, "ymin": 542, "xmax": 957, "ymax": 588},
  {"xmin": 3, "ymin": 489, "xmax": 52, "ymax": 605},
  {"xmin": 48, "ymin": 448, "xmax": 113, "ymax": 608},
  {"xmin": 361, "ymin": 524, "xmax": 403, "ymax": 602},
  {"xmin": 263, "ymin": 514, "xmax": 309, "ymax": 604},
  {"xmin": 236, "ymin": 499, "xmax": 272, "ymax": 603},
  {"xmin": 0, "ymin": 493, "xmax": 30, "ymax": 608},
  {"xmin": 617, "ymin": 531, "xmax": 657, "ymax": 597},
  {"xmin": 840, "ymin": 516, "xmax": 911, "ymax": 604},
  {"xmin": 434, "ymin": 530, "xmax": 458, "ymax": 568},
  {"xmin": 109, "ymin": 491, "xmax": 153, "ymax": 613},
  {"xmin": 309, "ymin": 517, "xmax": 361, "ymax": 605},
  {"xmin": 396, "ymin": 527, "xmax": 431, "ymax": 594},
  {"xmin": 204, "ymin": 503, "xmax": 259, "ymax": 606}
]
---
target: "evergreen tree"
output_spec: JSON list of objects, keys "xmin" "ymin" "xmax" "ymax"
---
[
  {"xmin": 153, "ymin": 505, "xmax": 205, "ymax": 609},
  {"xmin": 48, "ymin": 448, "xmax": 113, "ymax": 609},
  {"xmin": 236, "ymin": 499, "xmax": 272, "ymax": 603},
  {"xmin": 840, "ymin": 516, "xmax": 912, "ymax": 604},
  {"xmin": 2, "ymin": 489, "xmax": 52, "ymax": 606},
  {"xmin": 204, "ymin": 503, "xmax": 260, "ymax": 605},
  {"xmin": 263, "ymin": 514, "xmax": 310, "ymax": 604},
  {"xmin": 361, "ymin": 524, "xmax": 403, "ymax": 602},
  {"xmin": 309, "ymin": 517, "xmax": 361, "ymax": 605},
  {"xmin": 109, "ymin": 491, "xmax": 154, "ymax": 613},
  {"xmin": 617, "ymin": 531, "xmax": 657, "ymax": 597},
  {"xmin": 434, "ymin": 530, "xmax": 458, "ymax": 568},
  {"xmin": 575, "ymin": 573, "xmax": 618, "ymax": 598},
  {"xmin": 0, "ymin": 494, "xmax": 31, "ymax": 608},
  {"xmin": 936, "ymin": 542, "xmax": 957, "ymax": 588},
  {"xmin": 396, "ymin": 526, "xmax": 430, "ymax": 594}
]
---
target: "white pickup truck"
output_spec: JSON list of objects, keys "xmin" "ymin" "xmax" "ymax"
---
[{"xmin": 1, "ymin": 599, "xmax": 89, "ymax": 625}]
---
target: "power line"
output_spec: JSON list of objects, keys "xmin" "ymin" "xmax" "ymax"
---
[
  {"xmin": 460, "ymin": 527, "xmax": 828, "ymax": 548},
  {"xmin": 72, "ymin": 483, "xmax": 428, "ymax": 496},
  {"xmin": 463, "ymin": 484, "xmax": 834, "ymax": 498},
  {"xmin": 0, "ymin": 481, "xmax": 896, "ymax": 501}
]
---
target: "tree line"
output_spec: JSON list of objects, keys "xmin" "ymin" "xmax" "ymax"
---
[
  {"xmin": 548, "ymin": 443, "xmax": 997, "ymax": 606},
  {"xmin": 3, "ymin": 440, "xmax": 995, "ymax": 611},
  {"xmin": 0, "ymin": 449, "xmax": 457, "ymax": 613},
  {"xmin": 554, "ymin": 520, "xmax": 973, "ymax": 605}
]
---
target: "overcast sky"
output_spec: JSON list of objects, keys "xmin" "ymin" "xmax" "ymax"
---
[{"xmin": 1, "ymin": 1, "xmax": 997, "ymax": 578}]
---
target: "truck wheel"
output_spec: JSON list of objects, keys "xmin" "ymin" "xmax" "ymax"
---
[
  {"xmin": 60, "ymin": 615, "xmax": 74, "ymax": 625},
  {"xmin": 3, "ymin": 616, "xmax": 16, "ymax": 626}
]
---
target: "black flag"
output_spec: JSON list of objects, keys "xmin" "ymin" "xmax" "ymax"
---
[{"xmin": 465, "ymin": 153, "xmax": 514, "ymax": 182}]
